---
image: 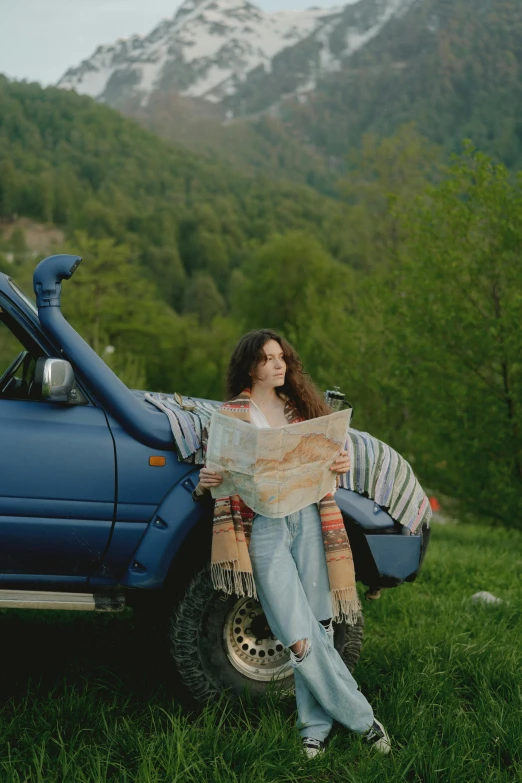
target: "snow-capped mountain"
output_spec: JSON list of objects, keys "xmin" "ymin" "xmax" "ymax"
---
[{"xmin": 57, "ymin": 0, "xmax": 417, "ymax": 116}]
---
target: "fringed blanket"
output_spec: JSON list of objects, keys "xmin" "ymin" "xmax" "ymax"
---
[
  {"xmin": 145, "ymin": 392, "xmax": 216, "ymax": 463},
  {"xmin": 338, "ymin": 429, "xmax": 431, "ymax": 533}
]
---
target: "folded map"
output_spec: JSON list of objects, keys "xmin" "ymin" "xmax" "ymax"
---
[{"xmin": 206, "ymin": 408, "xmax": 352, "ymax": 518}]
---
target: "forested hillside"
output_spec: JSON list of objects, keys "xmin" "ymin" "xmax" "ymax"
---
[
  {"xmin": 281, "ymin": 0, "xmax": 522, "ymax": 167},
  {"xmin": 116, "ymin": 0, "xmax": 522, "ymax": 180},
  {"xmin": 0, "ymin": 77, "xmax": 342, "ymax": 308},
  {"xmin": 1, "ymin": 78, "xmax": 521, "ymax": 526},
  {"xmin": 123, "ymin": 92, "xmax": 336, "ymax": 194}
]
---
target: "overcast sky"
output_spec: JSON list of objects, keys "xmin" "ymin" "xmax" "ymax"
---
[{"xmin": 0, "ymin": 0, "xmax": 336, "ymax": 86}]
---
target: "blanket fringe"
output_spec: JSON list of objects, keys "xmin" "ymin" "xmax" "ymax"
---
[
  {"xmin": 331, "ymin": 588, "xmax": 361, "ymax": 626},
  {"xmin": 211, "ymin": 562, "xmax": 258, "ymax": 600},
  {"xmin": 212, "ymin": 567, "xmax": 358, "ymax": 627}
]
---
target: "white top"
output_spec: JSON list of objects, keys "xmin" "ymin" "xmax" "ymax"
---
[{"xmin": 250, "ymin": 399, "xmax": 271, "ymax": 429}]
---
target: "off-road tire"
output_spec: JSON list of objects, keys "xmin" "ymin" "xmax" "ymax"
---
[{"xmin": 169, "ymin": 564, "xmax": 364, "ymax": 703}]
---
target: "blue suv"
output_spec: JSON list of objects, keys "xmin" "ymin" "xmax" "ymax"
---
[{"xmin": 0, "ymin": 254, "xmax": 429, "ymax": 701}]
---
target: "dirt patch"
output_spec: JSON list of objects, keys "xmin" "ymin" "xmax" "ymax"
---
[{"xmin": 0, "ymin": 218, "xmax": 65, "ymax": 255}]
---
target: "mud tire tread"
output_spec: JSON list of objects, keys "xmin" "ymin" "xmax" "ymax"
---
[{"xmin": 170, "ymin": 565, "xmax": 364, "ymax": 703}]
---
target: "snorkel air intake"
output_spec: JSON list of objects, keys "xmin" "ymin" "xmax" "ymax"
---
[
  {"xmin": 34, "ymin": 254, "xmax": 174, "ymax": 450},
  {"xmin": 34, "ymin": 254, "xmax": 82, "ymax": 308}
]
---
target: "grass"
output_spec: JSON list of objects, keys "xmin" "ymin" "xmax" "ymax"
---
[{"xmin": 0, "ymin": 521, "xmax": 520, "ymax": 782}]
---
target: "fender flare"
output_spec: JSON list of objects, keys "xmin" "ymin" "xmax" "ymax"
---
[{"xmin": 121, "ymin": 477, "xmax": 212, "ymax": 589}]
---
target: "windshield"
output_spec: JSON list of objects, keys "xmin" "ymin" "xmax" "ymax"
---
[{"xmin": 7, "ymin": 278, "xmax": 38, "ymax": 316}]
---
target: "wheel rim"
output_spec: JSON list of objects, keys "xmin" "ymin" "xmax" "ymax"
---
[{"xmin": 223, "ymin": 596, "xmax": 293, "ymax": 683}]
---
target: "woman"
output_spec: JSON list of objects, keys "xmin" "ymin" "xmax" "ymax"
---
[{"xmin": 193, "ymin": 329, "xmax": 390, "ymax": 758}]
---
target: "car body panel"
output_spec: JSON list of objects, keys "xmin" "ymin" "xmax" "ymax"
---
[
  {"xmin": 120, "ymin": 474, "xmax": 205, "ymax": 589},
  {"xmin": 365, "ymin": 534, "xmax": 422, "ymax": 580},
  {"xmin": 0, "ymin": 399, "xmax": 115, "ymax": 576},
  {"xmin": 89, "ymin": 521, "xmax": 148, "ymax": 586},
  {"xmin": 106, "ymin": 412, "xmax": 188, "ymax": 523},
  {"xmin": 336, "ymin": 487, "xmax": 428, "ymax": 587},
  {"xmin": 335, "ymin": 487, "xmax": 395, "ymax": 531}
]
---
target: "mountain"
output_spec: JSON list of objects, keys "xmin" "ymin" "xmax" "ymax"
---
[
  {"xmin": 57, "ymin": 0, "xmax": 415, "ymax": 117},
  {"xmin": 57, "ymin": 0, "xmax": 522, "ymax": 176},
  {"xmin": 279, "ymin": 0, "xmax": 522, "ymax": 165}
]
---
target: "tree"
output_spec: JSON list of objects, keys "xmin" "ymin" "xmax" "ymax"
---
[
  {"xmin": 182, "ymin": 274, "xmax": 226, "ymax": 325},
  {"xmin": 230, "ymin": 231, "xmax": 358, "ymax": 392},
  {"xmin": 0, "ymin": 159, "xmax": 19, "ymax": 219},
  {"xmin": 331, "ymin": 125, "xmax": 443, "ymax": 270},
  {"xmin": 390, "ymin": 146, "xmax": 522, "ymax": 524},
  {"xmin": 60, "ymin": 232, "xmax": 180, "ymax": 388},
  {"xmin": 177, "ymin": 206, "xmax": 230, "ymax": 282}
]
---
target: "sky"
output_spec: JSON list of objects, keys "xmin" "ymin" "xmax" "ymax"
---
[{"xmin": 0, "ymin": 0, "xmax": 338, "ymax": 86}]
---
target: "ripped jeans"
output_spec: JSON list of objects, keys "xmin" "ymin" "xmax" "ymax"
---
[{"xmin": 249, "ymin": 503, "xmax": 374, "ymax": 742}]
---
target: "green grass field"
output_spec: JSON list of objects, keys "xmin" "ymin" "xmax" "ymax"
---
[{"xmin": 0, "ymin": 521, "xmax": 520, "ymax": 783}]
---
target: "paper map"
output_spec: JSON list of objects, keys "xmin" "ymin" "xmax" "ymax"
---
[{"xmin": 206, "ymin": 408, "xmax": 352, "ymax": 518}]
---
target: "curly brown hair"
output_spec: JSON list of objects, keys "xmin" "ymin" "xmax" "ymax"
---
[{"xmin": 226, "ymin": 329, "xmax": 331, "ymax": 421}]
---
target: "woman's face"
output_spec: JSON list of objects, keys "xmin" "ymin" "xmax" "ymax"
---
[{"xmin": 252, "ymin": 339, "xmax": 286, "ymax": 389}]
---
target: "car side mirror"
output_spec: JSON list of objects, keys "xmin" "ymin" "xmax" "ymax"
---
[{"xmin": 36, "ymin": 358, "xmax": 76, "ymax": 402}]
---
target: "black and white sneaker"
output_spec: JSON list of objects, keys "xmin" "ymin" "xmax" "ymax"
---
[
  {"xmin": 365, "ymin": 719, "xmax": 391, "ymax": 754},
  {"xmin": 302, "ymin": 737, "xmax": 325, "ymax": 759}
]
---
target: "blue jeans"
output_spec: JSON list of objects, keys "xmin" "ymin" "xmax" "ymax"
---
[{"xmin": 249, "ymin": 503, "xmax": 374, "ymax": 742}]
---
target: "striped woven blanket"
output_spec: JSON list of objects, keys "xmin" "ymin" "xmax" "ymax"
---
[
  {"xmin": 148, "ymin": 396, "xmax": 430, "ymax": 533},
  {"xmin": 339, "ymin": 428, "xmax": 431, "ymax": 533},
  {"xmin": 144, "ymin": 392, "xmax": 217, "ymax": 463}
]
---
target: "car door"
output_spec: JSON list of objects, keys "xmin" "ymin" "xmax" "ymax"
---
[{"xmin": 0, "ymin": 297, "xmax": 115, "ymax": 580}]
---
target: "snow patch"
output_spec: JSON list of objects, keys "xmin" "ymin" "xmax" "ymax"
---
[
  {"xmin": 61, "ymin": 67, "xmax": 113, "ymax": 99},
  {"xmin": 57, "ymin": 0, "xmax": 415, "ymax": 107}
]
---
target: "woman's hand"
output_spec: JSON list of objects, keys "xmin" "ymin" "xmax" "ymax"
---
[
  {"xmin": 330, "ymin": 450, "xmax": 350, "ymax": 475},
  {"xmin": 198, "ymin": 466, "xmax": 223, "ymax": 490}
]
